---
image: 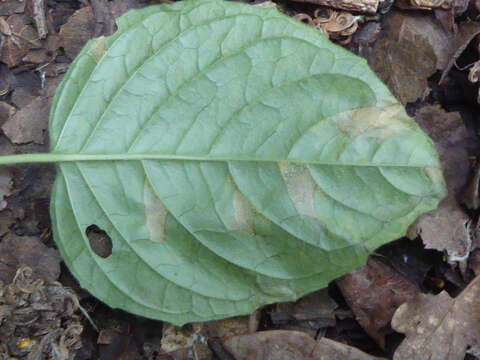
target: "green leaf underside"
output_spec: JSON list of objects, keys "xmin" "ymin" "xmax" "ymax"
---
[{"xmin": 49, "ymin": 0, "xmax": 446, "ymax": 325}]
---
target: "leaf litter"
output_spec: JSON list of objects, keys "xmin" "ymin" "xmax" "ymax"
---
[{"xmin": 1, "ymin": 0, "xmax": 480, "ymax": 358}]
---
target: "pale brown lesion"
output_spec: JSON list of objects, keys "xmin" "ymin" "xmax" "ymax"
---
[
  {"xmin": 87, "ymin": 36, "xmax": 106, "ymax": 63},
  {"xmin": 144, "ymin": 179, "xmax": 167, "ymax": 243},
  {"xmin": 279, "ymin": 162, "xmax": 317, "ymax": 218}
]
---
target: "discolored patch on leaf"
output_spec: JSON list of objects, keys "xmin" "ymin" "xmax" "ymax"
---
[
  {"xmin": 144, "ymin": 180, "xmax": 167, "ymax": 243},
  {"xmin": 87, "ymin": 36, "xmax": 107, "ymax": 63},
  {"xmin": 232, "ymin": 189, "xmax": 255, "ymax": 233},
  {"xmin": 279, "ymin": 163, "xmax": 317, "ymax": 218},
  {"xmin": 333, "ymin": 105, "xmax": 415, "ymax": 139}
]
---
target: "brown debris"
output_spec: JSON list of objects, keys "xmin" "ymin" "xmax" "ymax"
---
[
  {"xmin": 0, "ymin": 101, "xmax": 15, "ymax": 126},
  {"xmin": 0, "ymin": 13, "xmax": 42, "ymax": 68},
  {"xmin": 314, "ymin": 9, "xmax": 360, "ymax": 44},
  {"xmin": 294, "ymin": 9, "xmax": 360, "ymax": 44},
  {"xmin": 392, "ymin": 275, "xmax": 480, "ymax": 360},
  {"xmin": 271, "ymin": 289, "xmax": 337, "ymax": 336},
  {"xmin": 2, "ymin": 95, "xmax": 49, "ymax": 144},
  {"xmin": 59, "ymin": 6, "xmax": 95, "ymax": 60},
  {"xmin": 367, "ymin": 12, "xmax": 441, "ymax": 104},
  {"xmin": 0, "ymin": 0, "xmax": 25, "ymax": 17},
  {"xmin": 0, "ymin": 233, "xmax": 61, "ymax": 285},
  {"xmin": 291, "ymin": 0, "xmax": 379, "ymax": 14},
  {"xmin": 440, "ymin": 21, "xmax": 480, "ymax": 83},
  {"xmin": 2, "ymin": 77, "xmax": 60, "ymax": 145},
  {"xmin": 223, "ymin": 331, "xmax": 386, "ymax": 360},
  {"xmin": 0, "ymin": 167, "xmax": 13, "ymax": 211},
  {"xmin": 0, "ymin": 267, "xmax": 83, "ymax": 359},
  {"xmin": 199, "ymin": 317, "xmax": 251, "ymax": 339},
  {"xmin": 409, "ymin": 106, "xmax": 471, "ymax": 263},
  {"xmin": 336, "ymin": 256, "xmax": 420, "ymax": 349},
  {"xmin": 29, "ymin": 0, "xmax": 48, "ymax": 39},
  {"xmin": 160, "ymin": 323, "xmax": 211, "ymax": 359}
]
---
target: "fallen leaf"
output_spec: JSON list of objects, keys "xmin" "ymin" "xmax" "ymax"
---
[
  {"xmin": 336, "ymin": 256, "xmax": 420, "ymax": 348},
  {"xmin": 2, "ymin": 78, "xmax": 59, "ymax": 144},
  {"xmin": 292, "ymin": 289, "xmax": 338, "ymax": 322},
  {"xmin": 392, "ymin": 275, "xmax": 480, "ymax": 360},
  {"xmin": 223, "ymin": 330, "xmax": 386, "ymax": 360},
  {"xmin": 0, "ymin": 167, "xmax": 13, "ymax": 210},
  {"xmin": 59, "ymin": 6, "xmax": 95, "ymax": 60},
  {"xmin": 90, "ymin": 0, "xmax": 145, "ymax": 37},
  {"xmin": 0, "ymin": 233, "xmax": 61, "ymax": 284},
  {"xmin": 0, "ymin": 13, "xmax": 42, "ymax": 67},
  {"xmin": 0, "ymin": 0, "xmax": 25, "ymax": 16},
  {"xmin": 1, "ymin": 95, "xmax": 49, "ymax": 144},
  {"xmin": 199, "ymin": 317, "xmax": 251, "ymax": 339},
  {"xmin": 368, "ymin": 12, "xmax": 440, "ymax": 104},
  {"xmin": 0, "ymin": 101, "xmax": 15, "ymax": 126},
  {"xmin": 408, "ymin": 105, "xmax": 471, "ymax": 262},
  {"xmin": 0, "ymin": 210, "xmax": 15, "ymax": 237},
  {"xmin": 272, "ymin": 289, "xmax": 338, "ymax": 336}
]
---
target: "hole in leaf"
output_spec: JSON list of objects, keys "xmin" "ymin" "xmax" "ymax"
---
[{"xmin": 86, "ymin": 225, "xmax": 112, "ymax": 258}]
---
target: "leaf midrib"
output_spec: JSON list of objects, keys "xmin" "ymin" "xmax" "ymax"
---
[{"xmin": 0, "ymin": 152, "xmax": 439, "ymax": 168}]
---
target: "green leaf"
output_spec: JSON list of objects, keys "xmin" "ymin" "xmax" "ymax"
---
[{"xmin": 14, "ymin": 0, "xmax": 447, "ymax": 325}]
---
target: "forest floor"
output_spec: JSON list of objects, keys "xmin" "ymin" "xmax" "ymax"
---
[{"xmin": 1, "ymin": 0, "xmax": 480, "ymax": 359}]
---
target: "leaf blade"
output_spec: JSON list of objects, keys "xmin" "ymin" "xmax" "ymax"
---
[{"xmin": 48, "ymin": 0, "xmax": 446, "ymax": 325}]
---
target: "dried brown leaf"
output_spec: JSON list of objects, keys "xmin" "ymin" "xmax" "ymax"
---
[
  {"xmin": 0, "ymin": 1, "xmax": 25, "ymax": 17},
  {"xmin": 392, "ymin": 275, "xmax": 480, "ymax": 360},
  {"xmin": 59, "ymin": 6, "xmax": 95, "ymax": 60},
  {"xmin": 223, "ymin": 331, "xmax": 386, "ymax": 360},
  {"xmin": 0, "ymin": 101, "xmax": 15, "ymax": 126},
  {"xmin": 440, "ymin": 21, "xmax": 480, "ymax": 83},
  {"xmin": 2, "ymin": 78, "xmax": 59, "ymax": 145},
  {"xmin": 367, "ymin": 12, "xmax": 443, "ymax": 104},
  {"xmin": 336, "ymin": 257, "xmax": 420, "ymax": 348},
  {"xmin": 0, "ymin": 233, "xmax": 61, "ymax": 284},
  {"xmin": 409, "ymin": 106, "xmax": 471, "ymax": 262},
  {"xmin": 1, "ymin": 95, "xmax": 48, "ymax": 144}
]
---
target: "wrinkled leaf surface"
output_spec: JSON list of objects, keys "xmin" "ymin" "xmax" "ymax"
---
[{"xmin": 49, "ymin": 0, "xmax": 446, "ymax": 325}]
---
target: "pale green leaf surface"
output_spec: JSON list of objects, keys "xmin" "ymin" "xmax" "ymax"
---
[{"xmin": 47, "ymin": 0, "xmax": 446, "ymax": 324}]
